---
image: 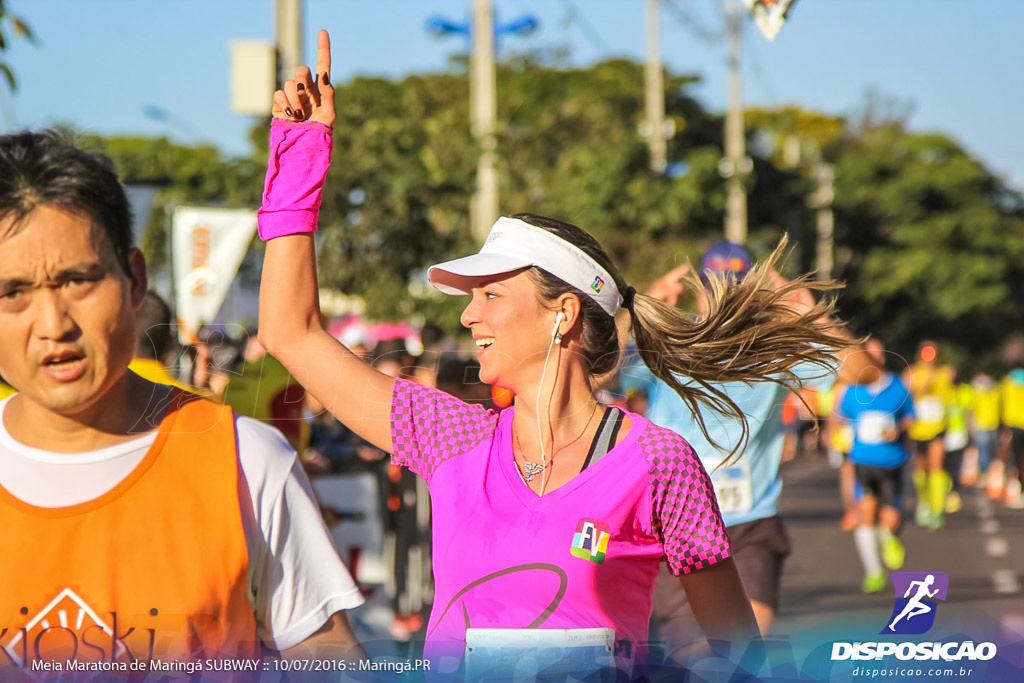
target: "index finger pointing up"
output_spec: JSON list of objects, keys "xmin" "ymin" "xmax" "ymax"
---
[{"xmin": 317, "ymin": 29, "xmax": 332, "ymax": 82}]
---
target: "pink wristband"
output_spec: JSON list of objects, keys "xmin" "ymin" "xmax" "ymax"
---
[{"xmin": 257, "ymin": 118, "xmax": 333, "ymax": 240}]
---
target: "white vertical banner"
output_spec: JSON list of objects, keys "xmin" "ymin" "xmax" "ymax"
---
[{"xmin": 171, "ymin": 206, "xmax": 258, "ymax": 344}]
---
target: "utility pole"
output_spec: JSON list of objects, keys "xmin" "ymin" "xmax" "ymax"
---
[
  {"xmin": 428, "ymin": 5, "xmax": 536, "ymax": 243},
  {"xmin": 644, "ymin": 0, "xmax": 667, "ymax": 174},
  {"xmin": 470, "ymin": 0, "xmax": 499, "ymax": 243},
  {"xmin": 723, "ymin": 0, "xmax": 748, "ymax": 244},
  {"xmin": 810, "ymin": 161, "xmax": 835, "ymax": 279},
  {"xmin": 276, "ymin": 0, "xmax": 303, "ymax": 88}
]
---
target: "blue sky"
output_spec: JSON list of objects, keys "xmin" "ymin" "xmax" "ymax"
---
[{"xmin": 3, "ymin": 0, "xmax": 1022, "ymax": 190}]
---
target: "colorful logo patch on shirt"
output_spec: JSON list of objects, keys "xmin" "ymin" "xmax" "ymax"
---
[
  {"xmin": 590, "ymin": 276, "xmax": 605, "ymax": 294},
  {"xmin": 571, "ymin": 518, "xmax": 610, "ymax": 564}
]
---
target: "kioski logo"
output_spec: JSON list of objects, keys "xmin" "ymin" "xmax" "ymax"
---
[
  {"xmin": 590, "ymin": 276, "xmax": 605, "ymax": 294},
  {"xmin": 1, "ymin": 588, "xmax": 132, "ymax": 667},
  {"xmin": 570, "ymin": 519, "xmax": 610, "ymax": 564},
  {"xmin": 882, "ymin": 571, "xmax": 949, "ymax": 635}
]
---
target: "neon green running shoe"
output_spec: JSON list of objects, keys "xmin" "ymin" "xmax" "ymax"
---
[
  {"xmin": 915, "ymin": 502, "xmax": 931, "ymax": 527},
  {"xmin": 862, "ymin": 572, "xmax": 886, "ymax": 594},
  {"xmin": 881, "ymin": 535, "xmax": 906, "ymax": 570}
]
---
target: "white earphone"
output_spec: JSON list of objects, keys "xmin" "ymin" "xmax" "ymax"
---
[{"xmin": 551, "ymin": 311, "xmax": 565, "ymax": 343}]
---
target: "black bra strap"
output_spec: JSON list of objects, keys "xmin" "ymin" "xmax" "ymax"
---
[{"xmin": 581, "ymin": 407, "xmax": 624, "ymax": 472}]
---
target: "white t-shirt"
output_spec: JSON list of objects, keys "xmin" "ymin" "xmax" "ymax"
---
[{"xmin": 0, "ymin": 395, "xmax": 363, "ymax": 651}]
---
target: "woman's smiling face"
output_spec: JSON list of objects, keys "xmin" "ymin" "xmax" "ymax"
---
[{"xmin": 459, "ymin": 269, "xmax": 558, "ymax": 391}]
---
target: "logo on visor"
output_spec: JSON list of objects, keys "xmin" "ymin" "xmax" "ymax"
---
[
  {"xmin": 882, "ymin": 571, "xmax": 948, "ymax": 635},
  {"xmin": 590, "ymin": 276, "xmax": 605, "ymax": 294}
]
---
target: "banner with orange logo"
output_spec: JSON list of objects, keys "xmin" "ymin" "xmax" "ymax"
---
[{"xmin": 170, "ymin": 206, "xmax": 257, "ymax": 344}]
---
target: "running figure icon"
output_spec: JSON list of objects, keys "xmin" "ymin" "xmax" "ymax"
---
[{"xmin": 888, "ymin": 574, "xmax": 939, "ymax": 631}]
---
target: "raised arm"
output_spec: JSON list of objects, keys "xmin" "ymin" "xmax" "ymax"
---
[{"xmin": 258, "ymin": 30, "xmax": 395, "ymax": 451}]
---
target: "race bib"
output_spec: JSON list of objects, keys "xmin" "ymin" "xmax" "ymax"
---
[
  {"xmin": 465, "ymin": 628, "xmax": 617, "ymax": 680},
  {"xmin": 915, "ymin": 396, "xmax": 945, "ymax": 423},
  {"xmin": 711, "ymin": 459, "xmax": 754, "ymax": 515},
  {"xmin": 943, "ymin": 430, "xmax": 969, "ymax": 452},
  {"xmin": 856, "ymin": 410, "xmax": 896, "ymax": 445}
]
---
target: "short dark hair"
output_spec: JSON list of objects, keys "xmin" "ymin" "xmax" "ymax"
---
[
  {"xmin": 0, "ymin": 129, "xmax": 134, "ymax": 275},
  {"xmin": 134, "ymin": 291, "xmax": 174, "ymax": 361}
]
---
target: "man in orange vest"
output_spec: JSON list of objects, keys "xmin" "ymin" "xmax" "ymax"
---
[{"xmin": 0, "ymin": 130, "xmax": 363, "ymax": 673}]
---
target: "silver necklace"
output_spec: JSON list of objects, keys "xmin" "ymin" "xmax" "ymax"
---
[{"xmin": 514, "ymin": 402, "xmax": 600, "ymax": 483}]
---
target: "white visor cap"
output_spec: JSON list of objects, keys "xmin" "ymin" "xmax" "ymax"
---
[{"xmin": 427, "ymin": 217, "xmax": 623, "ymax": 317}]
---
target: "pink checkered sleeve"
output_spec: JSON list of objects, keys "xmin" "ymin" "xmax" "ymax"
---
[
  {"xmin": 641, "ymin": 424, "xmax": 732, "ymax": 575},
  {"xmin": 389, "ymin": 378, "xmax": 499, "ymax": 481}
]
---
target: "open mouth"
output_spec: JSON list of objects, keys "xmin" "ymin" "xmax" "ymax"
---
[
  {"xmin": 43, "ymin": 354, "xmax": 84, "ymax": 367},
  {"xmin": 475, "ymin": 337, "xmax": 495, "ymax": 349},
  {"xmin": 40, "ymin": 352, "xmax": 87, "ymax": 380}
]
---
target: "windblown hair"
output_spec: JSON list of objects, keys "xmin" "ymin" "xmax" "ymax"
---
[
  {"xmin": 0, "ymin": 129, "xmax": 134, "ymax": 275},
  {"xmin": 513, "ymin": 212, "xmax": 853, "ymax": 461}
]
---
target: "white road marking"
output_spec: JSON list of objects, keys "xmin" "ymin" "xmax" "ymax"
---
[
  {"xmin": 985, "ymin": 537, "xmax": 1009, "ymax": 558},
  {"xmin": 992, "ymin": 569, "xmax": 1021, "ymax": 594}
]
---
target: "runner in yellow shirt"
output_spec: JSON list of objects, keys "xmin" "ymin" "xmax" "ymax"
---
[
  {"xmin": 902, "ymin": 341, "xmax": 956, "ymax": 529},
  {"xmin": 999, "ymin": 368, "xmax": 1024, "ymax": 508}
]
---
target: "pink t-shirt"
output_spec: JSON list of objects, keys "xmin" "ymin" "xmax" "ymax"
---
[{"xmin": 390, "ymin": 379, "xmax": 730, "ymax": 673}]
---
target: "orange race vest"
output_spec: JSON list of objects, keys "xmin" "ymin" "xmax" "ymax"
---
[{"xmin": 0, "ymin": 392, "xmax": 258, "ymax": 678}]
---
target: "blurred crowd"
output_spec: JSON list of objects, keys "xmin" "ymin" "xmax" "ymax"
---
[
  {"xmin": 784, "ymin": 339, "xmax": 1024, "ymax": 521},
  {"xmin": 4, "ymin": 287, "xmax": 1022, "ymax": 637}
]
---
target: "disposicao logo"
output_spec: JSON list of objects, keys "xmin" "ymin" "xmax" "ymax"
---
[
  {"xmin": 883, "ymin": 571, "xmax": 947, "ymax": 635},
  {"xmin": 831, "ymin": 570, "xmax": 998, "ymax": 663}
]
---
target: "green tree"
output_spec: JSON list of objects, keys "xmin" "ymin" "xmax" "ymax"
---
[
  {"xmin": 745, "ymin": 106, "xmax": 845, "ymax": 273},
  {"xmin": 295, "ymin": 71, "xmax": 479, "ymax": 328},
  {"xmin": 0, "ymin": 0, "xmax": 34, "ymax": 91},
  {"xmin": 743, "ymin": 103, "xmax": 1024, "ymax": 369},
  {"xmin": 83, "ymin": 135, "xmax": 263, "ymax": 272},
  {"xmin": 82, "ymin": 60, "xmax": 1024, "ymax": 371},
  {"xmin": 81, "ymin": 66, "xmax": 1024, "ymax": 371},
  {"xmin": 830, "ymin": 123, "xmax": 1024, "ymax": 369},
  {"xmin": 292, "ymin": 56, "xmax": 751, "ymax": 331}
]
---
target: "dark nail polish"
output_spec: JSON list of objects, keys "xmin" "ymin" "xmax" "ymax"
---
[
  {"xmin": 297, "ymin": 82, "xmax": 305, "ymax": 92},
  {"xmin": 293, "ymin": 109, "xmax": 304, "ymax": 120},
  {"xmin": 322, "ymin": 73, "xmax": 330, "ymax": 86},
  {"xmin": 285, "ymin": 107, "xmax": 294, "ymax": 117}
]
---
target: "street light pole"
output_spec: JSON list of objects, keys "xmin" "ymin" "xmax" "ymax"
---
[
  {"xmin": 644, "ymin": 0, "xmax": 667, "ymax": 175},
  {"xmin": 723, "ymin": 0, "xmax": 748, "ymax": 244},
  {"xmin": 810, "ymin": 162, "xmax": 835, "ymax": 279},
  {"xmin": 470, "ymin": 0, "xmax": 499, "ymax": 243},
  {"xmin": 429, "ymin": 3, "xmax": 536, "ymax": 244},
  {"xmin": 276, "ymin": 0, "xmax": 303, "ymax": 88}
]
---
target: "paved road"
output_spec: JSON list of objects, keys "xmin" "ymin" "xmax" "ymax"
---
[{"xmin": 770, "ymin": 456, "xmax": 1024, "ymax": 680}]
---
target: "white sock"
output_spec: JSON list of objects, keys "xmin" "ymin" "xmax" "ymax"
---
[{"xmin": 854, "ymin": 525, "xmax": 882, "ymax": 576}]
